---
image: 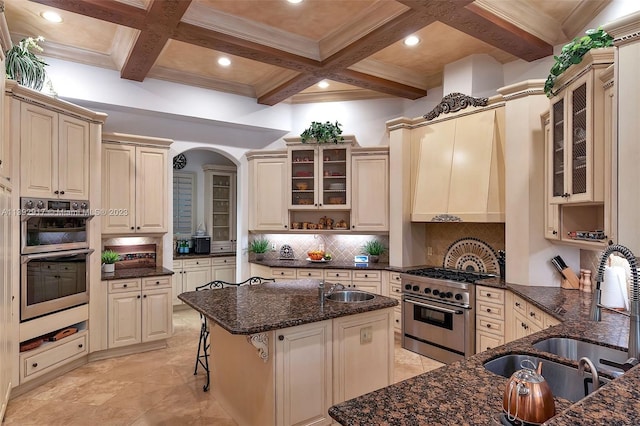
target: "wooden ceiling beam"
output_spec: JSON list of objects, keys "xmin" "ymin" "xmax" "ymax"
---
[
  {"xmin": 397, "ymin": 0, "xmax": 552, "ymax": 61},
  {"xmin": 257, "ymin": 73, "xmax": 323, "ymax": 106},
  {"xmin": 30, "ymin": 0, "xmax": 147, "ymax": 29},
  {"xmin": 327, "ymin": 70, "xmax": 426, "ymax": 100},
  {"xmin": 120, "ymin": 0, "xmax": 192, "ymax": 81}
]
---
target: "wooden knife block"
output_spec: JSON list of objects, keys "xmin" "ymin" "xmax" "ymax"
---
[{"xmin": 560, "ymin": 267, "xmax": 580, "ymax": 290}]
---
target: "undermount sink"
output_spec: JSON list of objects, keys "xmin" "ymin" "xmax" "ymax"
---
[
  {"xmin": 533, "ymin": 338, "xmax": 629, "ymax": 377},
  {"xmin": 484, "ymin": 354, "xmax": 608, "ymax": 402},
  {"xmin": 326, "ymin": 290, "xmax": 375, "ymax": 302}
]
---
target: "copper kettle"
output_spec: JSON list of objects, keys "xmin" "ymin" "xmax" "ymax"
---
[{"xmin": 503, "ymin": 359, "xmax": 555, "ymax": 425}]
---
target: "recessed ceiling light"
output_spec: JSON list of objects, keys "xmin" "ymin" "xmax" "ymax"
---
[
  {"xmin": 41, "ymin": 11, "xmax": 63, "ymax": 23},
  {"xmin": 287, "ymin": 0, "xmax": 303, "ymax": 3},
  {"xmin": 404, "ymin": 35, "xmax": 420, "ymax": 46},
  {"xmin": 218, "ymin": 57, "xmax": 231, "ymax": 67},
  {"xmin": 318, "ymin": 81, "xmax": 329, "ymax": 89}
]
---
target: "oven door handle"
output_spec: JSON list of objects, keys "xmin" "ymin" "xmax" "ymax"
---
[
  {"xmin": 405, "ymin": 298, "xmax": 464, "ymax": 315},
  {"xmin": 21, "ymin": 248, "xmax": 95, "ymax": 263},
  {"xmin": 20, "ymin": 213, "xmax": 95, "ymax": 222}
]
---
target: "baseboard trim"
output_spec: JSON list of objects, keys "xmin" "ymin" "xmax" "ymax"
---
[{"xmin": 88, "ymin": 340, "xmax": 167, "ymax": 362}]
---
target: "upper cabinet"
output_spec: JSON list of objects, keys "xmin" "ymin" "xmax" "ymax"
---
[
  {"xmin": 5, "ymin": 81, "xmax": 107, "ymax": 200},
  {"xmin": 288, "ymin": 144, "xmax": 351, "ymax": 210},
  {"xmin": 102, "ymin": 133, "xmax": 171, "ymax": 235},
  {"xmin": 203, "ymin": 165, "xmax": 237, "ymax": 252},
  {"xmin": 543, "ymin": 48, "xmax": 615, "ymax": 248},
  {"xmin": 351, "ymin": 147, "xmax": 389, "ymax": 231},
  {"xmin": 547, "ymin": 49, "xmax": 614, "ymax": 205},
  {"xmin": 247, "ymin": 151, "xmax": 289, "ymax": 231},
  {"xmin": 411, "ymin": 107, "xmax": 506, "ymax": 222}
]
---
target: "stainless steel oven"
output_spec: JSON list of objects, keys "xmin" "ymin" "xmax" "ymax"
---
[
  {"xmin": 401, "ymin": 268, "xmax": 494, "ymax": 364},
  {"xmin": 21, "ymin": 248, "xmax": 93, "ymax": 322},
  {"xmin": 20, "ymin": 197, "xmax": 92, "ymax": 254}
]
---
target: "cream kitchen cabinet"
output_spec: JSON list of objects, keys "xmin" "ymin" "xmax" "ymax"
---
[
  {"xmin": 386, "ymin": 272, "xmax": 403, "ymax": 333},
  {"xmin": 247, "ymin": 151, "xmax": 289, "ymax": 231},
  {"xmin": 475, "ymin": 286, "xmax": 505, "ymax": 353},
  {"xmin": 548, "ymin": 49, "xmax": 613, "ymax": 206},
  {"xmin": 173, "ymin": 257, "xmax": 217, "ymax": 306},
  {"xmin": 204, "ymin": 165, "xmax": 237, "ymax": 252},
  {"xmin": 19, "ymin": 103, "xmax": 90, "ymax": 199},
  {"xmin": 275, "ymin": 320, "xmax": 333, "ymax": 426},
  {"xmin": 0, "ymin": 179, "xmax": 12, "ymax": 419},
  {"xmin": 107, "ymin": 276, "xmax": 172, "ymax": 348},
  {"xmin": 288, "ymin": 144, "xmax": 351, "ymax": 210},
  {"xmin": 211, "ymin": 256, "xmax": 236, "ymax": 282},
  {"xmin": 505, "ymin": 292, "xmax": 559, "ymax": 342},
  {"xmin": 332, "ymin": 308, "xmax": 394, "ymax": 403},
  {"xmin": 102, "ymin": 134, "xmax": 170, "ymax": 234},
  {"xmin": 351, "ymin": 270, "xmax": 382, "ymax": 294},
  {"xmin": 351, "ymin": 148, "xmax": 389, "ymax": 231}
]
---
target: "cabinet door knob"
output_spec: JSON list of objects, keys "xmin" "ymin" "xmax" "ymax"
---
[
  {"xmin": 32, "ymin": 363, "xmax": 38, "ymax": 368},
  {"xmin": 530, "ymin": 312, "xmax": 536, "ymax": 317},
  {"xmin": 137, "ymin": 295, "xmax": 141, "ymax": 299},
  {"xmin": 278, "ymin": 335, "xmax": 284, "ymax": 341},
  {"xmin": 552, "ymin": 230, "xmax": 558, "ymax": 235},
  {"xmin": 78, "ymin": 344, "xmax": 83, "ymax": 348},
  {"xmin": 515, "ymin": 302, "xmax": 520, "ymax": 307},
  {"xmin": 136, "ymin": 226, "xmax": 140, "ymax": 230},
  {"xmin": 143, "ymin": 295, "xmax": 147, "ymax": 298},
  {"xmin": 394, "ymin": 288, "xmax": 400, "ymax": 293},
  {"xmin": 60, "ymin": 190, "xmax": 65, "ymax": 195},
  {"xmin": 54, "ymin": 190, "xmax": 59, "ymax": 194},
  {"xmin": 486, "ymin": 308, "xmax": 491, "ymax": 313},
  {"xmin": 131, "ymin": 226, "xmax": 135, "ymax": 230}
]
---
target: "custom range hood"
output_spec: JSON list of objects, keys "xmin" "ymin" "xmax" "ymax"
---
[{"xmin": 411, "ymin": 95, "xmax": 506, "ymax": 223}]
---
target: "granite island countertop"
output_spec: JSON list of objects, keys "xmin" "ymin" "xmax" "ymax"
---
[
  {"xmin": 329, "ymin": 284, "xmax": 638, "ymax": 425},
  {"xmin": 178, "ymin": 279, "xmax": 398, "ymax": 335}
]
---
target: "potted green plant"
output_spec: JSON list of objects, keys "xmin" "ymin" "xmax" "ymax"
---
[
  {"xmin": 249, "ymin": 237, "xmax": 270, "ymax": 260},
  {"xmin": 544, "ymin": 27, "xmax": 613, "ymax": 97},
  {"xmin": 101, "ymin": 250, "xmax": 120, "ymax": 273},
  {"xmin": 362, "ymin": 240, "xmax": 386, "ymax": 263},
  {"xmin": 5, "ymin": 36, "xmax": 49, "ymax": 91},
  {"xmin": 300, "ymin": 121, "xmax": 345, "ymax": 144}
]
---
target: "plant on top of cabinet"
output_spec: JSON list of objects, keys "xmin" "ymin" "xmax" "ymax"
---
[
  {"xmin": 362, "ymin": 240, "xmax": 386, "ymax": 263},
  {"xmin": 300, "ymin": 121, "xmax": 344, "ymax": 144},
  {"xmin": 544, "ymin": 27, "xmax": 613, "ymax": 97},
  {"xmin": 5, "ymin": 36, "xmax": 48, "ymax": 91}
]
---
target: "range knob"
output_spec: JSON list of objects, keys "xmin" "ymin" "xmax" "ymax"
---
[
  {"xmin": 423, "ymin": 288, "xmax": 431, "ymax": 294},
  {"xmin": 445, "ymin": 292, "xmax": 453, "ymax": 298},
  {"xmin": 36, "ymin": 200, "xmax": 45, "ymax": 209},
  {"xmin": 80, "ymin": 202, "xmax": 88, "ymax": 210},
  {"xmin": 404, "ymin": 284, "xmax": 412, "ymax": 291},
  {"xmin": 455, "ymin": 293, "xmax": 463, "ymax": 301},
  {"xmin": 412, "ymin": 285, "xmax": 420, "ymax": 292},
  {"xmin": 71, "ymin": 202, "xmax": 79, "ymax": 210},
  {"xmin": 432, "ymin": 289, "xmax": 440, "ymax": 296},
  {"xmin": 24, "ymin": 200, "xmax": 34, "ymax": 209},
  {"xmin": 439, "ymin": 292, "xmax": 446, "ymax": 298}
]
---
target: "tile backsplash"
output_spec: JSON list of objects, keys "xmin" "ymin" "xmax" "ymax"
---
[
  {"xmin": 102, "ymin": 236, "xmax": 164, "ymax": 268},
  {"xmin": 424, "ymin": 222, "xmax": 505, "ymax": 267},
  {"xmin": 249, "ymin": 234, "xmax": 389, "ymax": 263}
]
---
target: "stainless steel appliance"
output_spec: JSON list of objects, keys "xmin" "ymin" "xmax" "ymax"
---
[
  {"xmin": 21, "ymin": 197, "xmax": 92, "ymax": 254},
  {"xmin": 21, "ymin": 248, "xmax": 93, "ymax": 322},
  {"xmin": 20, "ymin": 197, "xmax": 94, "ymax": 321},
  {"xmin": 401, "ymin": 267, "xmax": 495, "ymax": 364}
]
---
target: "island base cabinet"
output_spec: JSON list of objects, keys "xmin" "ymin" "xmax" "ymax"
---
[
  {"xmin": 275, "ymin": 321, "xmax": 333, "ymax": 426},
  {"xmin": 332, "ymin": 308, "xmax": 394, "ymax": 403}
]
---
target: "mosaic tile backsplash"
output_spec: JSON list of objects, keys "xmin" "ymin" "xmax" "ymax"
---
[
  {"xmin": 424, "ymin": 222, "xmax": 505, "ymax": 267},
  {"xmin": 249, "ymin": 234, "xmax": 390, "ymax": 263}
]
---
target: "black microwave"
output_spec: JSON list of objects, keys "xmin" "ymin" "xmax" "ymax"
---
[{"xmin": 192, "ymin": 236, "xmax": 211, "ymax": 254}]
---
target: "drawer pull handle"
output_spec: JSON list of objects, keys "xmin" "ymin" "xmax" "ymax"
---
[
  {"xmin": 486, "ymin": 293, "xmax": 492, "ymax": 297},
  {"xmin": 486, "ymin": 324, "xmax": 492, "ymax": 328},
  {"xmin": 156, "ymin": 281, "xmax": 160, "ymax": 285},
  {"xmin": 486, "ymin": 347, "xmax": 492, "ymax": 350},
  {"xmin": 280, "ymin": 272, "xmax": 284, "ymax": 275},
  {"xmin": 395, "ymin": 289, "xmax": 400, "ymax": 292},
  {"xmin": 364, "ymin": 274, "xmax": 368, "ymax": 278},
  {"xmin": 395, "ymin": 319, "xmax": 400, "ymax": 323},
  {"xmin": 123, "ymin": 284, "xmax": 127, "ymax": 288},
  {"xmin": 486, "ymin": 308, "xmax": 491, "ymax": 313},
  {"xmin": 515, "ymin": 302, "xmax": 521, "ymax": 307},
  {"xmin": 78, "ymin": 344, "xmax": 83, "ymax": 348},
  {"xmin": 143, "ymin": 295, "xmax": 147, "ymax": 298},
  {"xmin": 335, "ymin": 273, "xmax": 339, "ymax": 277},
  {"xmin": 32, "ymin": 363, "xmax": 38, "ymax": 368},
  {"xmin": 530, "ymin": 312, "xmax": 536, "ymax": 317}
]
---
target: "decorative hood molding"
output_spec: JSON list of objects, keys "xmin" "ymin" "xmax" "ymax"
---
[{"xmin": 423, "ymin": 93, "xmax": 489, "ymax": 121}]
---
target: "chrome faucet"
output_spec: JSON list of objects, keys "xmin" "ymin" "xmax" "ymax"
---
[
  {"xmin": 578, "ymin": 357, "xmax": 600, "ymax": 392},
  {"xmin": 325, "ymin": 282, "xmax": 345, "ymax": 296},
  {"xmin": 589, "ymin": 244, "xmax": 640, "ymax": 359}
]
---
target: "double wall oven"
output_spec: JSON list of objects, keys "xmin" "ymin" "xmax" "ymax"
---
[
  {"xmin": 401, "ymin": 268, "xmax": 495, "ymax": 364},
  {"xmin": 20, "ymin": 197, "xmax": 94, "ymax": 322}
]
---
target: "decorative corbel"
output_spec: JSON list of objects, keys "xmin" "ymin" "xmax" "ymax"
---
[{"xmin": 424, "ymin": 93, "xmax": 489, "ymax": 121}]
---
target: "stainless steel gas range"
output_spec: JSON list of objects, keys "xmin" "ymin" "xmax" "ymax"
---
[{"xmin": 401, "ymin": 267, "xmax": 496, "ymax": 364}]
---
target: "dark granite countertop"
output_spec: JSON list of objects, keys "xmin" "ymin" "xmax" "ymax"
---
[
  {"xmin": 101, "ymin": 266, "xmax": 174, "ymax": 281},
  {"xmin": 174, "ymin": 252, "xmax": 236, "ymax": 260},
  {"xmin": 178, "ymin": 279, "xmax": 398, "ymax": 335},
  {"xmin": 250, "ymin": 259, "xmax": 390, "ymax": 270},
  {"xmin": 329, "ymin": 284, "xmax": 637, "ymax": 425}
]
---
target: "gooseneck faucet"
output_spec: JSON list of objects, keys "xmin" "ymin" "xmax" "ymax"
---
[{"xmin": 589, "ymin": 244, "xmax": 640, "ymax": 359}]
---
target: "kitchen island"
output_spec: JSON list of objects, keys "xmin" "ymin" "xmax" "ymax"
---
[
  {"xmin": 178, "ymin": 279, "xmax": 397, "ymax": 426},
  {"xmin": 329, "ymin": 283, "xmax": 639, "ymax": 425}
]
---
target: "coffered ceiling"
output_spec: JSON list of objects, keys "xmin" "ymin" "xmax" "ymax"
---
[{"xmin": 5, "ymin": 0, "xmax": 610, "ymax": 105}]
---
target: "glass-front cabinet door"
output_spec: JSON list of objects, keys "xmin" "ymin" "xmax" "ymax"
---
[
  {"xmin": 289, "ymin": 145, "xmax": 350, "ymax": 210},
  {"xmin": 549, "ymin": 72, "xmax": 598, "ymax": 204},
  {"xmin": 204, "ymin": 165, "xmax": 236, "ymax": 252}
]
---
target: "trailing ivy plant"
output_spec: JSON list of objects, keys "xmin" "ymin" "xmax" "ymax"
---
[
  {"xmin": 5, "ymin": 36, "xmax": 48, "ymax": 91},
  {"xmin": 300, "ymin": 121, "xmax": 344, "ymax": 144},
  {"xmin": 544, "ymin": 27, "xmax": 613, "ymax": 98}
]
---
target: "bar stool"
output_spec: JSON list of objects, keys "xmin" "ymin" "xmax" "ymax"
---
[{"xmin": 193, "ymin": 276, "xmax": 275, "ymax": 391}]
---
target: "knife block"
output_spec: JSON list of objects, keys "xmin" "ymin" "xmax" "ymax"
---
[{"xmin": 560, "ymin": 267, "xmax": 580, "ymax": 289}]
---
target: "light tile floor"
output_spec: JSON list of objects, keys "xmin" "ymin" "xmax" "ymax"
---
[{"xmin": 4, "ymin": 309, "xmax": 443, "ymax": 425}]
